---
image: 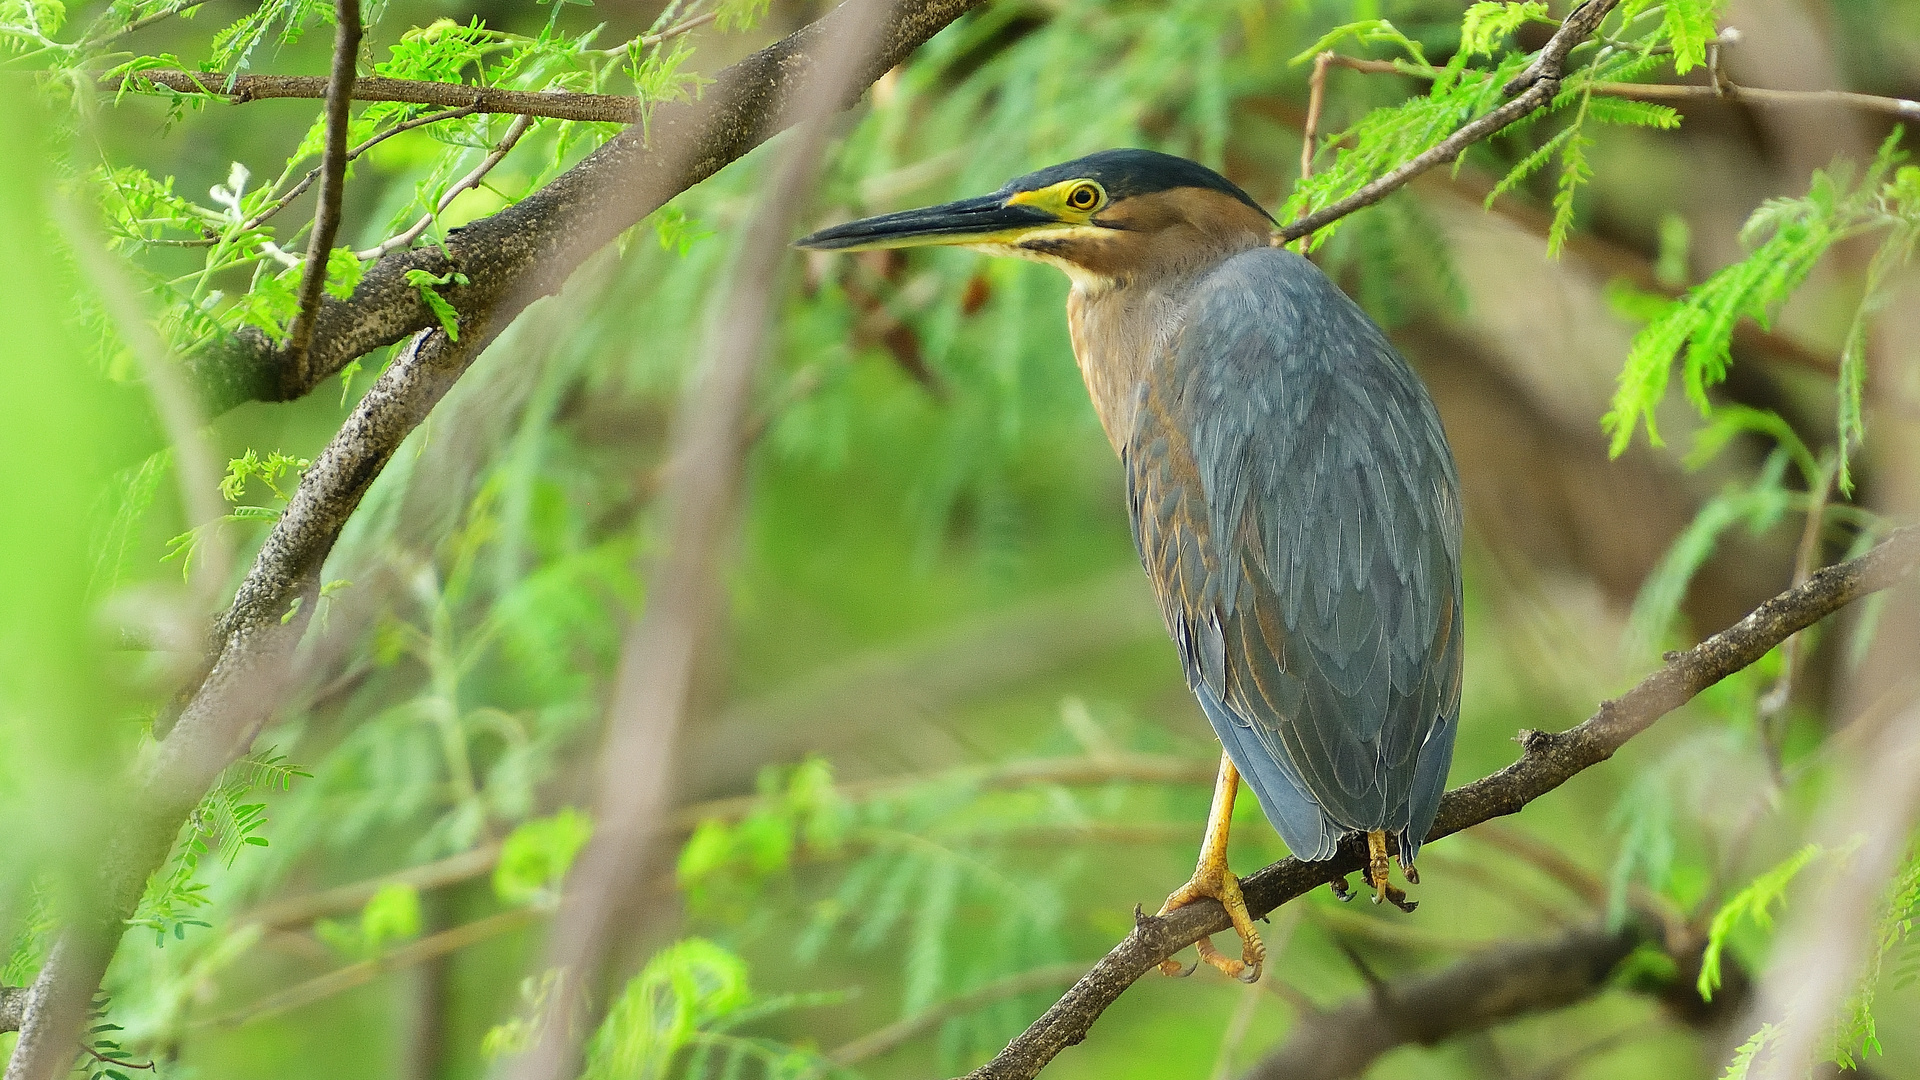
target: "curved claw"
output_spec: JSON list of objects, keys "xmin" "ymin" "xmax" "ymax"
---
[
  {"xmin": 1158, "ymin": 956, "xmax": 1198, "ymax": 978},
  {"xmin": 1236, "ymin": 958, "xmax": 1263, "ymax": 984},
  {"xmin": 1329, "ymin": 875, "xmax": 1354, "ymax": 902}
]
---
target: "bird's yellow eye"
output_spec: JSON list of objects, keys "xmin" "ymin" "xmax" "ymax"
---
[{"xmin": 1064, "ymin": 182, "xmax": 1103, "ymax": 212}]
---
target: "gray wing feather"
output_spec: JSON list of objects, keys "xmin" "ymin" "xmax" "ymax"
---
[{"xmin": 1125, "ymin": 247, "xmax": 1463, "ymax": 855}]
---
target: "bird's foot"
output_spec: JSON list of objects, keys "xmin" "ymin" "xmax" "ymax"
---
[
  {"xmin": 1363, "ymin": 830, "xmax": 1419, "ymax": 913},
  {"xmin": 1155, "ymin": 857, "xmax": 1265, "ymax": 982}
]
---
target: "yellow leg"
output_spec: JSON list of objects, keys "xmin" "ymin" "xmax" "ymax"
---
[
  {"xmin": 1157, "ymin": 752, "xmax": 1266, "ymax": 982},
  {"xmin": 1362, "ymin": 829, "xmax": 1419, "ymax": 912}
]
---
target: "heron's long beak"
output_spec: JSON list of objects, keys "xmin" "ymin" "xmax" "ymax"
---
[{"xmin": 794, "ymin": 194, "xmax": 1059, "ymax": 251}]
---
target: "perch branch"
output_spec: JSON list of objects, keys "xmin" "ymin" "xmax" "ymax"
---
[{"xmin": 959, "ymin": 524, "xmax": 1920, "ymax": 1080}]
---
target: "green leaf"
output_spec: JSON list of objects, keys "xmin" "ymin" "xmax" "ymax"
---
[
  {"xmin": 1722, "ymin": 1022, "xmax": 1781, "ymax": 1079},
  {"xmin": 1664, "ymin": 0, "xmax": 1723, "ymax": 76},
  {"xmin": 1287, "ymin": 18, "xmax": 1430, "ymax": 70},
  {"xmin": 1547, "ymin": 117, "xmax": 1593, "ymax": 258},
  {"xmin": 1699, "ymin": 843, "xmax": 1823, "ymax": 1001},
  {"xmin": 493, "ymin": 807, "xmax": 594, "ymax": 906},
  {"xmin": 1585, "ymin": 97, "xmax": 1682, "ymax": 130},
  {"xmin": 360, "ymin": 882, "xmax": 423, "ymax": 950},
  {"xmin": 404, "ymin": 268, "xmax": 469, "ymax": 340},
  {"xmin": 1485, "ymin": 124, "xmax": 1576, "ymax": 207},
  {"xmin": 1458, "ymin": 1, "xmax": 1547, "ymax": 59}
]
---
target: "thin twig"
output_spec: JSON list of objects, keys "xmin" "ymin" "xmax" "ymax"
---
[
  {"xmin": 1590, "ymin": 79, "xmax": 1920, "ymax": 119},
  {"xmin": 958, "ymin": 524, "xmax": 1920, "ymax": 1080},
  {"xmin": 79, "ymin": 0, "xmax": 214, "ymax": 48},
  {"xmin": 358, "ymin": 113, "xmax": 533, "ymax": 260},
  {"xmin": 284, "ymin": 0, "xmax": 362, "ymax": 388},
  {"xmin": 1274, "ymin": 0, "xmax": 1622, "ymax": 244},
  {"xmin": 830, "ymin": 962, "xmax": 1092, "ymax": 1065},
  {"xmin": 194, "ymin": 907, "xmax": 538, "ymax": 1029},
  {"xmin": 105, "ymin": 69, "xmax": 653, "ymax": 123},
  {"xmin": 188, "ymin": 102, "xmax": 484, "ymax": 246},
  {"xmin": 1301, "ymin": 51, "xmax": 1334, "ymax": 182}
]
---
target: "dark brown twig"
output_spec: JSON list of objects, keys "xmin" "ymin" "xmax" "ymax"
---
[
  {"xmin": 1274, "ymin": 0, "xmax": 1621, "ymax": 245},
  {"xmin": 107, "ymin": 69, "xmax": 654, "ymax": 123},
  {"xmin": 283, "ymin": 0, "xmax": 362, "ymax": 390},
  {"xmin": 959, "ymin": 525, "xmax": 1920, "ymax": 1080},
  {"xmin": 197, "ymin": 102, "xmax": 484, "ymax": 244}
]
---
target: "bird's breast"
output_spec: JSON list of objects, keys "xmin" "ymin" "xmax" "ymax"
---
[{"xmin": 1066, "ymin": 284, "xmax": 1165, "ymax": 457}]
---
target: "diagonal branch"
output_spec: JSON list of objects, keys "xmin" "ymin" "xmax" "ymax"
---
[
  {"xmin": 958, "ymin": 523, "xmax": 1920, "ymax": 1080},
  {"xmin": 282, "ymin": 0, "xmax": 361, "ymax": 390},
  {"xmin": 1240, "ymin": 919, "xmax": 1650, "ymax": 1080},
  {"xmin": 1275, "ymin": 0, "xmax": 1619, "ymax": 244}
]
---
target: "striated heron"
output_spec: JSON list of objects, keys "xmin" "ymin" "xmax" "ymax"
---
[{"xmin": 796, "ymin": 149, "xmax": 1464, "ymax": 981}]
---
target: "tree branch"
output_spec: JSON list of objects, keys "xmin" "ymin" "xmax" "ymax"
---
[
  {"xmin": 106, "ymin": 70, "xmax": 650, "ymax": 123},
  {"xmin": 958, "ymin": 524, "xmax": 1920, "ymax": 1080},
  {"xmin": 7, "ymin": 8, "xmax": 986, "ymax": 1061},
  {"xmin": 157, "ymin": 0, "xmax": 986, "ymax": 415},
  {"xmin": 0, "ymin": 985, "xmax": 23, "ymax": 1034},
  {"xmin": 1274, "ymin": 0, "xmax": 1621, "ymax": 243},
  {"xmin": 1590, "ymin": 79, "xmax": 1920, "ymax": 119},
  {"xmin": 1241, "ymin": 902, "xmax": 1751, "ymax": 1080},
  {"xmin": 1240, "ymin": 919, "xmax": 1649, "ymax": 1080},
  {"xmin": 282, "ymin": 0, "xmax": 361, "ymax": 389}
]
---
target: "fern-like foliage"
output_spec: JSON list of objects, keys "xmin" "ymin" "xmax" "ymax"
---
[
  {"xmin": 1698, "ymin": 843, "xmax": 1824, "ymax": 1001},
  {"xmin": 1721, "ymin": 1022, "xmax": 1781, "ymax": 1080},
  {"xmin": 482, "ymin": 939, "xmax": 844, "ymax": 1080},
  {"xmin": 1605, "ymin": 129, "xmax": 1920, "ymax": 492},
  {"xmin": 1833, "ymin": 849, "xmax": 1920, "ymax": 1067}
]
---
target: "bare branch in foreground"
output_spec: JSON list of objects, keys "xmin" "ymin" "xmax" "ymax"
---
[
  {"xmin": 504, "ymin": 4, "xmax": 901, "ymax": 1077},
  {"xmin": 283, "ymin": 0, "xmax": 361, "ymax": 389},
  {"xmin": 1590, "ymin": 79, "xmax": 1920, "ymax": 119},
  {"xmin": 1274, "ymin": 0, "xmax": 1620, "ymax": 244},
  {"xmin": 958, "ymin": 524, "xmax": 1920, "ymax": 1080}
]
